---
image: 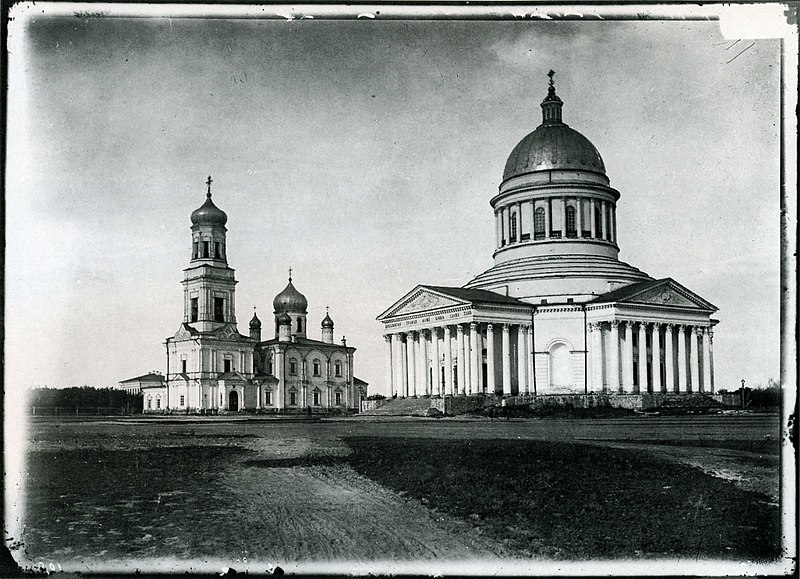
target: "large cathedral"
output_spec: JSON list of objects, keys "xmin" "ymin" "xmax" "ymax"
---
[
  {"xmin": 139, "ymin": 179, "xmax": 366, "ymax": 413},
  {"xmin": 378, "ymin": 76, "xmax": 718, "ymax": 399}
]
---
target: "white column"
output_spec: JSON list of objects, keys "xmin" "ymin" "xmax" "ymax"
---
[
  {"xmin": 486, "ymin": 323, "xmax": 496, "ymax": 395},
  {"xmin": 494, "ymin": 211, "xmax": 501, "ymax": 248},
  {"xmin": 703, "ymin": 327, "xmax": 714, "ymax": 394},
  {"xmin": 589, "ymin": 199, "xmax": 597, "ymax": 238},
  {"xmin": 408, "ymin": 331, "xmax": 417, "ymax": 397},
  {"xmin": 444, "ymin": 326, "xmax": 453, "ymax": 395},
  {"xmin": 499, "ymin": 208, "xmax": 506, "ymax": 245},
  {"xmin": 543, "ymin": 200, "xmax": 551, "ymax": 239},
  {"xmin": 608, "ymin": 320, "xmax": 620, "ymax": 393},
  {"xmin": 612, "ymin": 206, "xmax": 618, "ymax": 243},
  {"xmin": 676, "ymin": 325, "xmax": 687, "ymax": 393},
  {"xmin": 240, "ymin": 385, "xmax": 245, "ymax": 411},
  {"xmin": 430, "ymin": 328, "xmax": 440, "ymax": 396},
  {"xmin": 400, "ymin": 333, "xmax": 409, "ymax": 398},
  {"xmin": 421, "ymin": 330, "xmax": 430, "ymax": 396},
  {"xmin": 528, "ymin": 324, "xmax": 535, "ymax": 395},
  {"xmin": 256, "ymin": 384, "xmax": 261, "ymax": 410},
  {"xmin": 600, "ymin": 201, "xmax": 608, "ymax": 240},
  {"xmin": 590, "ymin": 322, "xmax": 603, "ymax": 391},
  {"xmin": 502, "ymin": 324, "xmax": 512, "ymax": 395},
  {"xmin": 707, "ymin": 328, "xmax": 715, "ymax": 393},
  {"xmin": 560, "ymin": 197, "xmax": 567, "ymax": 237},
  {"xmin": 518, "ymin": 325, "xmax": 529, "ymax": 395},
  {"xmin": 664, "ymin": 324, "xmax": 675, "ymax": 393},
  {"xmin": 652, "ymin": 323, "xmax": 662, "ymax": 393},
  {"xmin": 690, "ymin": 326, "xmax": 701, "ymax": 393},
  {"xmin": 463, "ymin": 328, "xmax": 472, "ymax": 394},
  {"xmin": 623, "ymin": 322, "xmax": 634, "ymax": 393},
  {"xmin": 468, "ymin": 323, "xmax": 479, "ymax": 395},
  {"xmin": 385, "ymin": 335, "xmax": 394, "ymax": 397},
  {"xmin": 638, "ymin": 322, "xmax": 648, "ymax": 393},
  {"xmin": 576, "ymin": 197, "xmax": 584, "ymax": 236},
  {"xmin": 517, "ymin": 202, "xmax": 524, "ymax": 240},
  {"xmin": 456, "ymin": 324, "xmax": 466, "ymax": 395}
]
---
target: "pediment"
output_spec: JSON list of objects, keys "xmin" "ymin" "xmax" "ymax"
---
[
  {"xmin": 173, "ymin": 324, "xmax": 196, "ymax": 341},
  {"xmin": 382, "ymin": 288, "xmax": 467, "ymax": 319},
  {"xmin": 625, "ymin": 282, "xmax": 714, "ymax": 310},
  {"xmin": 212, "ymin": 324, "xmax": 248, "ymax": 341}
]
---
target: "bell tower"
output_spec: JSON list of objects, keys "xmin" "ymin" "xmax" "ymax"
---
[{"xmin": 182, "ymin": 176, "xmax": 239, "ymax": 332}]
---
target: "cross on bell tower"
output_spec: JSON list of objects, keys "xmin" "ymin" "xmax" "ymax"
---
[{"xmin": 206, "ymin": 175, "xmax": 213, "ymax": 197}]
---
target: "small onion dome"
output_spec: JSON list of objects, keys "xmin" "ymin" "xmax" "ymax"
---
[
  {"xmin": 321, "ymin": 312, "xmax": 334, "ymax": 329},
  {"xmin": 191, "ymin": 194, "xmax": 228, "ymax": 226},
  {"xmin": 276, "ymin": 313, "xmax": 292, "ymax": 325},
  {"xmin": 249, "ymin": 312, "xmax": 262, "ymax": 329},
  {"xmin": 273, "ymin": 278, "xmax": 308, "ymax": 313}
]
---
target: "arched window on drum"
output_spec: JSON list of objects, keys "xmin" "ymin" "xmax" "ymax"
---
[
  {"xmin": 566, "ymin": 205, "xmax": 577, "ymax": 238},
  {"xmin": 510, "ymin": 212, "xmax": 517, "ymax": 243},
  {"xmin": 534, "ymin": 207, "xmax": 546, "ymax": 240}
]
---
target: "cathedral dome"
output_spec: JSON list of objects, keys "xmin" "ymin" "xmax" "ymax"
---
[
  {"xmin": 273, "ymin": 277, "xmax": 308, "ymax": 313},
  {"xmin": 191, "ymin": 194, "xmax": 228, "ymax": 226},
  {"xmin": 502, "ymin": 77, "xmax": 605, "ymax": 182}
]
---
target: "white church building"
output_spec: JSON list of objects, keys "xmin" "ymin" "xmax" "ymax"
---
[
  {"xmin": 136, "ymin": 178, "xmax": 366, "ymax": 413},
  {"xmin": 378, "ymin": 75, "xmax": 718, "ymax": 399}
]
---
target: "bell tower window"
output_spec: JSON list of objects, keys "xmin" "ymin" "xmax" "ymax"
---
[
  {"xmin": 203, "ymin": 241, "xmax": 210, "ymax": 258},
  {"xmin": 224, "ymin": 359, "xmax": 232, "ymax": 373},
  {"xmin": 534, "ymin": 208, "xmax": 545, "ymax": 240},
  {"xmin": 193, "ymin": 242, "xmax": 199, "ymax": 259},
  {"xmin": 214, "ymin": 297, "xmax": 225, "ymax": 322},
  {"xmin": 297, "ymin": 318, "xmax": 303, "ymax": 332},
  {"xmin": 190, "ymin": 298, "xmax": 199, "ymax": 322}
]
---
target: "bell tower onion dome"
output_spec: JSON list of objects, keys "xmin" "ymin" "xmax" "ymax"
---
[{"xmin": 191, "ymin": 176, "xmax": 228, "ymax": 226}]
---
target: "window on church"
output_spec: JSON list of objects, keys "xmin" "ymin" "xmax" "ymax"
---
[
  {"xmin": 313, "ymin": 359, "xmax": 321, "ymax": 377},
  {"xmin": 297, "ymin": 318, "xmax": 303, "ymax": 333},
  {"xmin": 181, "ymin": 359, "xmax": 187, "ymax": 373},
  {"xmin": 313, "ymin": 390, "xmax": 320, "ymax": 405},
  {"xmin": 335, "ymin": 391, "xmax": 342, "ymax": 405},
  {"xmin": 534, "ymin": 207, "xmax": 546, "ymax": 240},
  {"xmin": 267, "ymin": 359, "xmax": 273, "ymax": 375},
  {"xmin": 179, "ymin": 395, "xmax": 185, "ymax": 407},
  {"xmin": 566, "ymin": 206, "xmax": 577, "ymax": 237},
  {"xmin": 203, "ymin": 241, "xmax": 210, "ymax": 258},
  {"xmin": 265, "ymin": 390, "xmax": 272, "ymax": 405},
  {"xmin": 156, "ymin": 396, "xmax": 161, "ymax": 409},
  {"xmin": 214, "ymin": 298, "xmax": 224, "ymax": 322},
  {"xmin": 193, "ymin": 242, "xmax": 199, "ymax": 259},
  {"xmin": 334, "ymin": 361, "xmax": 342, "ymax": 377},
  {"xmin": 147, "ymin": 397, "xmax": 152, "ymax": 410},
  {"xmin": 224, "ymin": 359, "xmax": 232, "ymax": 373},
  {"xmin": 594, "ymin": 206, "xmax": 603, "ymax": 239},
  {"xmin": 190, "ymin": 298, "xmax": 198, "ymax": 322},
  {"xmin": 214, "ymin": 242, "xmax": 221, "ymax": 258},
  {"xmin": 510, "ymin": 213, "xmax": 517, "ymax": 242},
  {"xmin": 289, "ymin": 391, "xmax": 297, "ymax": 405},
  {"xmin": 289, "ymin": 359, "xmax": 297, "ymax": 375}
]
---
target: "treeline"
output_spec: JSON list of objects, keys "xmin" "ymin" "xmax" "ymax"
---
[
  {"xmin": 29, "ymin": 386, "xmax": 143, "ymax": 413},
  {"xmin": 719, "ymin": 380, "xmax": 782, "ymax": 409}
]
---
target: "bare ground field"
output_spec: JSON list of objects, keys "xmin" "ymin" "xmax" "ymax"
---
[{"xmin": 12, "ymin": 413, "xmax": 787, "ymax": 573}]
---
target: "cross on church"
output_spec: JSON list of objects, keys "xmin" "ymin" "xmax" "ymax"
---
[
  {"xmin": 206, "ymin": 175, "xmax": 213, "ymax": 197},
  {"xmin": 548, "ymin": 70, "xmax": 555, "ymax": 86},
  {"xmin": 288, "ymin": 267, "xmax": 293, "ymax": 281}
]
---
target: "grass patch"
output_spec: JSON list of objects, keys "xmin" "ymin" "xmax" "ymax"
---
[{"xmin": 344, "ymin": 437, "xmax": 781, "ymax": 561}]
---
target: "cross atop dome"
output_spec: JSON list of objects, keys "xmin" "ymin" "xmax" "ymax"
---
[
  {"xmin": 206, "ymin": 175, "xmax": 213, "ymax": 198},
  {"xmin": 288, "ymin": 267, "xmax": 293, "ymax": 282},
  {"xmin": 541, "ymin": 69, "xmax": 563, "ymax": 125}
]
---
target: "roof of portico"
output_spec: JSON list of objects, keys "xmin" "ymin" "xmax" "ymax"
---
[
  {"xmin": 377, "ymin": 284, "xmax": 530, "ymax": 322},
  {"xmin": 589, "ymin": 278, "xmax": 717, "ymax": 312}
]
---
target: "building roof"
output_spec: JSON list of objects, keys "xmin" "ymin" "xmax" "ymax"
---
[
  {"xmin": 424, "ymin": 285, "xmax": 529, "ymax": 307},
  {"xmin": 502, "ymin": 83, "xmax": 605, "ymax": 182},
  {"xmin": 353, "ymin": 377, "xmax": 369, "ymax": 386},
  {"xmin": 259, "ymin": 336, "xmax": 354, "ymax": 350},
  {"xmin": 119, "ymin": 372, "xmax": 164, "ymax": 384},
  {"xmin": 589, "ymin": 277, "xmax": 717, "ymax": 311},
  {"xmin": 217, "ymin": 371, "xmax": 249, "ymax": 381}
]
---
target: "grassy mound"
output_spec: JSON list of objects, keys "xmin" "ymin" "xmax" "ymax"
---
[{"xmin": 345, "ymin": 437, "xmax": 781, "ymax": 561}]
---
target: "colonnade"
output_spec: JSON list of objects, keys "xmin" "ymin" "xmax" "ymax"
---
[
  {"xmin": 588, "ymin": 320, "xmax": 714, "ymax": 394},
  {"xmin": 384, "ymin": 322, "xmax": 533, "ymax": 398},
  {"xmin": 495, "ymin": 197, "xmax": 617, "ymax": 247}
]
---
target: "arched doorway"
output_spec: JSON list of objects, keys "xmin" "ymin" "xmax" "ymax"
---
[
  {"xmin": 229, "ymin": 390, "xmax": 239, "ymax": 412},
  {"xmin": 549, "ymin": 342, "xmax": 572, "ymax": 390}
]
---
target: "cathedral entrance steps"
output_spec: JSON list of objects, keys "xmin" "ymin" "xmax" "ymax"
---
[{"xmin": 358, "ymin": 397, "xmax": 436, "ymax": 417}]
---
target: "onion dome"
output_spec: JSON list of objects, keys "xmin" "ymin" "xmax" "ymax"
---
[
  {"xmin": 321, "ymin": 311, "xmax": 334, "ymax": 329},
  {"xmin": 273, "ymin": 273, "xmax": 308, "ymax": 313},
  {"xmin": 249, "ymin": 311, "xmax": 262, "ymax": 329},
  {"xmin": 276, "ymin": 313, "xmax": 291, "ymax": 325},
  {"xmin": 502, "ymin": 74, "xmax": 605, "ymax": 182},
  {"xmin": 190, "ymin": 176, "xmax": 228, "ymax": 226}
]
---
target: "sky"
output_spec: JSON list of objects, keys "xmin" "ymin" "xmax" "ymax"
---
[{"xmin": 4, "ymin": 3, "xmax": 791, "ymax": 399}]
